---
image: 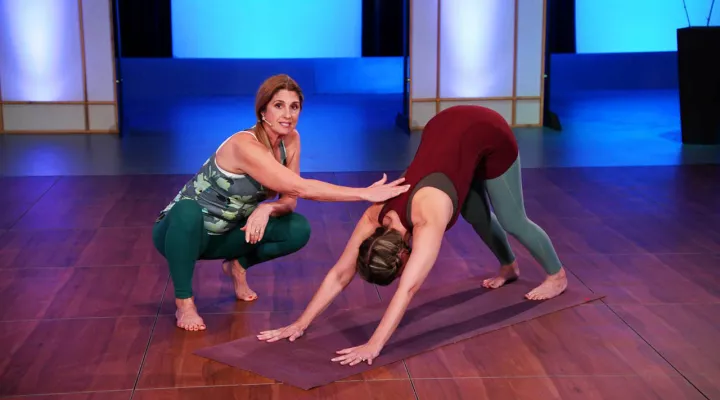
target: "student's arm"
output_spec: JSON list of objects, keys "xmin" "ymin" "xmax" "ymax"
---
[
  {"xmin": 331, "ymin": 191, "xmax": 453, "ymax": 366},
  {"xmin": 221, "ymin": 135, "xmax": 408, "ymax": 203},
  {"xmin": 256, "ymin": 205, "xmax": 382, "ymax": 342},
  {"xmin": 330, "ymin": 220, "xmax": 446, "ymax": 365}
]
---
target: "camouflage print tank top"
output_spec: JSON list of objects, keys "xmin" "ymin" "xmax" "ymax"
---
[{"xmin": 159, "ymin": 130, "xmax": 287, "ymax": 234}]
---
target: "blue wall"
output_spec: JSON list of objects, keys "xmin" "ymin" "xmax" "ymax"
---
[
  {"xmin": 119, "ymin": 52, "xmax": 679, "ymax": 100},
  {"xmin": 171, "ymin": 0, "xmax": 362, "ymax": 59},
  {"xmin": 114, "ymin": 0, "xmax": 694, "ymax": 100},
  {"xmin": 119, "ymin": 57, "xmax": 405, "ymax": 99},
  {"xmin": 576, "ymin": 0, "xmax": 720, "ymax": 53},
  {"xmin": 549, "ymin": 52, "xmax": 678, "ymax": 95}
]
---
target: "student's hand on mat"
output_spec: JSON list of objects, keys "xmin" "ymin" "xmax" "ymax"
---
[
  {"xmin": 361, "ymin": 174, "xmax": 410, "ymax": 203},
  {"xmin": 242, "ymin": 204, "xmax": 271, "ymax": 244},
  {"xmin": 331, "ymin": 342, "xmax": 381, "ymax": 366},
  {"xmin": 256, "ymin": 323, "xmax": 305, "ymax": 342}
]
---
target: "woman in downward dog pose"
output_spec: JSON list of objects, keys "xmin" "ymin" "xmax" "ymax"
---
[
  {"xmin": 257, "ymin": 104, "xmax": 568, "ymax": 365},
  {"xmin": 153, "ymin": 74, "xmax": 409, "ymax": 332}
]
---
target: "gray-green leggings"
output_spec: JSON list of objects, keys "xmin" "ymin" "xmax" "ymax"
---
[{"xmin": 460, "ymin": 156, "xmax": 563, "ymax": 275}]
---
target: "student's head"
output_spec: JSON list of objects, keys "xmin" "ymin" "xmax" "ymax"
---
[
  {"xmin": 356, "ymin": 227, "xmax": 411, "ymax": 286},
  {"xmin": 254, "ymin": 74, "xmax": 304, "ymax": 145}
]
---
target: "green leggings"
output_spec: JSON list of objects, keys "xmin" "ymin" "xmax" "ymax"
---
[
  {"xmin": 460, "ymin": 156, "xmax": 563, "ymax": 275},
  {"xmin": 152, "ymin": 199, "xmax": 311, "ymax": 299}
]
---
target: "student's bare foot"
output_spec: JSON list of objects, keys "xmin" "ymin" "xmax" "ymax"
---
[
  {"xmin": 482, "ymin": 260, "xmax": 520, "ymax": 289},
  {"xmin": 222, "ymin": 259, "xmax": 258, "ymax": 301},
  {"xmin": 526, "ymin": 267, "xmax": 568, "ymax": 300},
  {"xmin": 175, "ymin": 297, "xmax": 206, "ymax": 331}
]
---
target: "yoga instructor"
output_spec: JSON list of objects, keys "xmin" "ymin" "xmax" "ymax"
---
[
  {"xmin": 257, "ymin": 105, "xmax": 568, "ymax": 365},
  {"xmin": 153, "ymin": 74, "xmax": 410, "ymax": 332}
]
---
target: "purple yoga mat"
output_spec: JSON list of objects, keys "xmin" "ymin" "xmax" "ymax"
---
[{"xmin": 194, "ymin": 277, "xmax": 603, "ymax": 390}]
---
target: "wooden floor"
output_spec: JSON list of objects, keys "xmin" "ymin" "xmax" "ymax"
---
[{"xmin": 0, "ymin": 166, "xmax": 718, "ymax": 399}]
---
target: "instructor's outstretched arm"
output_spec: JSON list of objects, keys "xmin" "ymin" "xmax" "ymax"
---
[
  {"xmin": 223, "ymin": 135, "xmax": 409, "ymax": 203},
  {"xmin": 331, "ymin": 220, "xmax": 446, "ymax": 366},
  {"xmin": 256, "ymin": 205, "xmax": 381, "ymax": 342}
]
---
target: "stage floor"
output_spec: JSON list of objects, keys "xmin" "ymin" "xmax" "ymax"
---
[{"xmin": 0, "ymin": 166, "xmax": 718, "ymax": 399}]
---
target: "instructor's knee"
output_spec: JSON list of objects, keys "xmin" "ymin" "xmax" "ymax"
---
[{"xmin": 285, "ymin": 212, "xmax": 311, "ymax": 251}]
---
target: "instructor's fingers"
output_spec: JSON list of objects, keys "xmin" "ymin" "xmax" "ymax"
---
[
  {"xmin": 373, "ymin": 173, "xmax": 387, "ymax": 186},
  {"xmin": 249, "ymin": 224, "xmax": 262, "ymax": 244},
  {"xmin": 393, "ymin": 185, "xmax": 410, "ymax": 194},
  {"xmin": 387, "ymin": 177, "xmax": 406, "ymax": 186}
]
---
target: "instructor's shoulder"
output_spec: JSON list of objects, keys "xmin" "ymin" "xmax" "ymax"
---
[
  {"xmin": 216, "ymin": 130, "xmax": 266, "ymax": 170},
  {"xmin": 228, "ymin": 131, "xmax": 264, "ymax": 152}
]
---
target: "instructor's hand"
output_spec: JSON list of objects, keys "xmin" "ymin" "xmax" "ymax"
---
[
  {"xmin": 242, "ymin": 204, "xmax": 271, "ymax": 244},
  {"xmin": 361, "ymin": 174, "xmax": 409, "ymax": 203},
  {"xmin": 256, "ymin": 322, "xmax": 306, "ymax": 342}
]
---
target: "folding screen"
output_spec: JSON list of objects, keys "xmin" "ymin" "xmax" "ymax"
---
[
  {"xmin": 407, "ymin": 0, "xmax": 546, "ymax": 129},
  {"xmin": 0, "ymin": 0, "xmax": 119, "ymax": 134}
]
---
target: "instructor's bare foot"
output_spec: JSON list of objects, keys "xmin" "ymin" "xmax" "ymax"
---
[
  {"xmin": 526, "ymin": 267, "xmax": 568, "ymax": 300},
  {"xmin": 483, "ymin": 260, "xmax": 520, "ymax": 289},
  {"xmin": 222, "ymin": 259, "xmax": 258, "ymax": 301},
  {"xmin": 175, "ymin": 298, "xmax": 206, "ymax": 331}
]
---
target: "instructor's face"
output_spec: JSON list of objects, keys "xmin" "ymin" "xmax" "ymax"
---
[{"xmin": 263, "ymin": 89, "xmax": 301, "ymax": 136}]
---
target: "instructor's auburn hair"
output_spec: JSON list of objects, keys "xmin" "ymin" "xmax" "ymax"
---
[{"xmin": 356, "ymin": 227, "xmax": 411, "ymax": 286}]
